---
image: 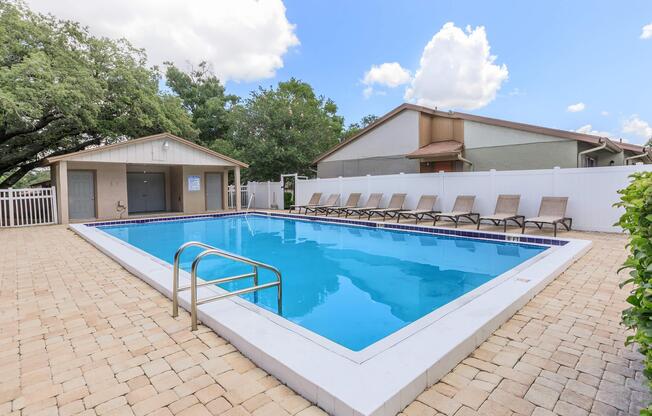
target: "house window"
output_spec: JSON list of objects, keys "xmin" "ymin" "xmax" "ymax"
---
[{"xmin": 583, "ymin": 156, "xmax": 597, "ymax": 167}]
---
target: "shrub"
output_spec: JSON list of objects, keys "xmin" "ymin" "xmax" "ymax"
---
[
  {"xmin": 616, "ymin": 171, "xmax": 652, "ymax": 415},
  {"xmin": 284, "ymin": 192, "xmax": 294, "ymax": 208}
]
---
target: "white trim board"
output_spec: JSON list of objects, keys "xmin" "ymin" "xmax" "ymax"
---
[{"xmin": 70, "ymin": 218, "xmax": 591, "ymax": 416}]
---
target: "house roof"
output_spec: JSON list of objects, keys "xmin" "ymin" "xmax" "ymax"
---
[
  {"xmin": 44, "ymin": 132, "xmax": 248, "ymax": 168},
  {"xmin": 406, "ymin": 140, "xmax": 463, "ymax": 159},
  {"xmin": 313, "ymin": 103, "xmax": 647, "ymax": 164}
]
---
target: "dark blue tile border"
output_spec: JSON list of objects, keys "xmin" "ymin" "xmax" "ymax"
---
[{"xmin": 86, "ymin": 211, "xmax": 568, "ymax": 247}]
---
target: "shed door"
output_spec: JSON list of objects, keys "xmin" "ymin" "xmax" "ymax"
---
[
  {"xmin": 68, "ymin": 171, "xmax": 96, "ymax": 219},
  {"xmin": 127, "ymin": 172, "xmax": 166, "ymax": 213},
  {"xmin": 205, "ymin": 173, "xmax": 223, "ymax": 211}
]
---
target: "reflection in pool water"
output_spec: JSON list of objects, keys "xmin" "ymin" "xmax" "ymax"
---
[{"xmin": 100, "ymin": 215, "xmax": 546, "ymax": 351}]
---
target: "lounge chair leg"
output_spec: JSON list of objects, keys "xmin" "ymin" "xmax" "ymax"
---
[
  {"xmin": 553, "ymin": 222, "xmax": 557, "ymax": 237},
  {"xmin": 503, "ymin": 221, "xmax": 507, "ymax": 233},
  {"xmin": 522, "ymin": 222, "xmax": 526, "ymax": 234},
  {"xmin": 476, "ymin": 220, "xmax": 481, "ymax": 230}
]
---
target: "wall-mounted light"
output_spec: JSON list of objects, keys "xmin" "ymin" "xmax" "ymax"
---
[{"xmin": 162, "ymin": 140, "xmax": 170, "ymax": 150}]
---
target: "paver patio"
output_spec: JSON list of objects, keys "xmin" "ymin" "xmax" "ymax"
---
[{"xmin": 0, "ymin": 223, "xmax": 649, "ymax": 416}]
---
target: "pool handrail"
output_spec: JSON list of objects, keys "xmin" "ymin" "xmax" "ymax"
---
[{"xmin": 172, "ymin": 241, "xmax": 283, "ymax": 331}]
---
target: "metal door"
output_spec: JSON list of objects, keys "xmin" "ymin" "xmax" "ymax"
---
[
  {"xmin": 205, "ymin": 173, "xmax": 223, "ymax": 211},
  {"xmin": 127, "ymin": 172, "xmax": 166, "ymax": 213},
  {"xmin": 68, "ymin": 171, "xmax": 96, "ymax": 219}
]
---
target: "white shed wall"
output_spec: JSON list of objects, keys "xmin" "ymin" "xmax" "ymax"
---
[{"xmin": 66, "ymin": 137, "xmax": 233, "ymax": 166}]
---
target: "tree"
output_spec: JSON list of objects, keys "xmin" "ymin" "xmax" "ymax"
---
[
  {"xmin": 165, "ymin": 62, "xmax": 237, "ymax": 147},
  {"xmin": 227, "ymin": 78, "xmax": 343, "ymax": 180},
  {"xmin": 342, "ymin": 114, "xmax": 379, "ymax": 140},
  {"xmin": 0, "ymin": 1, "xmax": 196, "ymax": 188}
]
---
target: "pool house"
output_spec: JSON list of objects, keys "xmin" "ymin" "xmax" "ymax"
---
[{"xmin": 44, "ymin": 133, "xmax": 248, "ymax": 224}]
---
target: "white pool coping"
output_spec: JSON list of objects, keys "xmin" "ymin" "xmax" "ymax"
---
[{"xmin": 70, "ymin": 215, "xmax": 592, "ymax": 416}]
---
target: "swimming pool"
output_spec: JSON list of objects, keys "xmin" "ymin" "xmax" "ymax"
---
[
  {"xmin": 99, "ymin": 214, "xmax": 546, "ymax": 351},
  {"xmin": 74, "ymin": 212, "xmax": 590, "ymax": 416}
]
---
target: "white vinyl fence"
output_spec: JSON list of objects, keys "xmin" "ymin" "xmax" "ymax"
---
[
  {"xmin": 227, "ymin": 185, "xmax": 249, "ymax": 209},
  {"xmin": 296, "ymin": 165, "xmax": 652, "ymax": 232},
  {"xmin": 0, "ymin": 187, "xmax": 58, "ymax": 227},
  {"xmin": 246, "ymin": 181, "xmax": 284, "ymax": 210},
  {"xmin": 227, "ymin": 182, "xmax": 284, "ymax": 210}
]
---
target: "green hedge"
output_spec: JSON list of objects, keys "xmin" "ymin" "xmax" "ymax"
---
[
  {"xmin": 284, "ymin": 192, "xmax": 294, "ymax": 208},
  {"xmin": 616, "ymin": 171, "xmax": 652, "ymax": 415}
]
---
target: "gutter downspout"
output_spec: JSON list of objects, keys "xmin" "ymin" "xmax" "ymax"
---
[
  {"xmin": 457, "ymin": 153, "xmax": 474, "ymax": 171},
  {"xmin": 625, "ymin": 148, "xmax": 651, "ymax": 165},
  {"xmin": 577, "ymin": 140, "xmax": 607, "ymax": 167}
]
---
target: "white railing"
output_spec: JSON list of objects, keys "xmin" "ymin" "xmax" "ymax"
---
[
  {"xmin": 227, "ymin": 185, "xmax": 249, "ymax": 209},
  {"xmin": 0, "ymin": 187, "xmax": 58, "ymax": 227}
]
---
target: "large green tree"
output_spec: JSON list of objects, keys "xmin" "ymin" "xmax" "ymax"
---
[
  {"xmin": 342, "ymin": 114, "xmax": 379, "ymax": 140},
  {"xmin": 165, "ymin": 62, "xmax": 237, "ymax": 147},
  {"xmin": 0, "ymin": 1, "xmax": 196, "ymax": 188},
  {"xmin": 226, "ymin": 78, "xmax": 343, "ymax": 180}
]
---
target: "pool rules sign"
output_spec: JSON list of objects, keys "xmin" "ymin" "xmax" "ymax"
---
[{"xmin": 188, "ymin": 175, "xmax": 201, "ymax": 192}]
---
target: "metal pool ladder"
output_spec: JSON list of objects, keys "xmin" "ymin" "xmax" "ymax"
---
[{"xmin": 172, "ymin": 241, "xmax": 283, "ymax": 331}]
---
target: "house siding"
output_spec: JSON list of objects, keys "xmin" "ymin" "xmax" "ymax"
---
[
  {"xmin": 317, "ymin": 156, "xmax": 420, "ymax": 178},
  {"xmin": 464, "ymin": 141, "xmax": 579, "ymax": 171}
]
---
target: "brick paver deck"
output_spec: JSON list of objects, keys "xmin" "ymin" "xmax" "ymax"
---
[{"xmin": 0, "ymin": 224, "xmax": 648, "ymax": 416}]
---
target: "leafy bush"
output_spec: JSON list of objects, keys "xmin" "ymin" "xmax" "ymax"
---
[
  {"xmin": 284, "ymin": 192, "xmax": 294, "ymax": 208},
  {"xmin": 616, "ymin": 171, "xmax": 652, "ymax": 415}
]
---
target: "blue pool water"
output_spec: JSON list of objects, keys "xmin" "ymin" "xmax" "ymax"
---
[{"xmin": 99, "ymin": 214, "xmax": 546, "ymax": 351}]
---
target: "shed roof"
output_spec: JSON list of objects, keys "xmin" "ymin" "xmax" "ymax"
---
[
  {"xmin": 44, "ymin": 133, "xmax": 248, "ymax": 168},
  {"xmin": 406, "ymin": 140, "xmax": 463, "ymax": 159}
]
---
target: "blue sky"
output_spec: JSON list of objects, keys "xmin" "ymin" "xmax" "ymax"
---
[
  {"xmin": 224, "ymin": 1, "xmax": 652, "ymax": 144},
  {"xmin": 26, "ymin": 0, "xmax": 652, "ymax": 144}
]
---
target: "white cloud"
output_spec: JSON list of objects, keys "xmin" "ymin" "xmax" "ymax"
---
[
  {"xmin": 641, "ymin": 23, "xmax": 652, "ymax": 39},
  {"xmin": 363, "ymin": 62, "xmax": 412, "ymax": 88},
  {"xmin": 567, "ymin": 102, "xmax": 585, "ymax": 112},
  {"xmin": 25, "ymin": 0, "xmax": 299, "ymax": 82},
  {"xmin": 404, "ymin": 22, "xmax": 508, "ymax": 110},
  {"xmin": 575, "ymin": 124, "xmax": 612, "ymax": 137},
  {"xmin": 622, "ymin": 115, "xmax": 652, "ymax": 139},
  {"xmin": 600, "ymin": 111, "xmax": 609, "ymax": 116}
]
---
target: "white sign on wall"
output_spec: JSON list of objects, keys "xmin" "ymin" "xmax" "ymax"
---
[{"xmin": 188, "ymin": 175, "xmax": 201, "ymax": 192}]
